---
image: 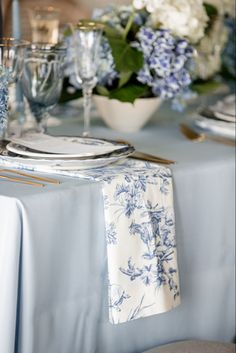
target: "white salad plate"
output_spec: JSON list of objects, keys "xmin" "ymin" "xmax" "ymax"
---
[{"xmin": 7, "ymin": 134, "xmax": 129, "ymax": 158}]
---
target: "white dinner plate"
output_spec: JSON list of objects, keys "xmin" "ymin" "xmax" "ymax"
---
[{"xmin": 1, "ymin": 147, "xmax": 134, "ymax": 171}]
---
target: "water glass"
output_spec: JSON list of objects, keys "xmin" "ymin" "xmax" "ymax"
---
[{"xmin": 21, "ymin": 44, "xmax": 65, "ymax": 133}]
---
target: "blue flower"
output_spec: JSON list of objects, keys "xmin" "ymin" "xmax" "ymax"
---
[{"xmin": 133, "ymin": 27, "xmax": 194, "ymax": 99}]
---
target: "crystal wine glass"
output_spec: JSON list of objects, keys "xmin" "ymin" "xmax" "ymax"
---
[
  {"xmin": 0, "ymin": 38, "xmax": 29, "ymax": 140},
  {"xmin": 21, "ymin": 44, "xmax": 65, "ymax": 133},
  {"xmin": 72, "ymin": 20, "xmax": 104, "ymax": 136}
]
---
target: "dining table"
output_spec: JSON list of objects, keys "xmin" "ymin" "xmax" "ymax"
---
[{"xmin": 0, "ymin": 98, "xmax": 235, "ymax": 353}]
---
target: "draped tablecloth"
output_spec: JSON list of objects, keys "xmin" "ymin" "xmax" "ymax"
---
[{"xmin": 0, "ymin": 110, "xmax": 235, "ymax": 353}]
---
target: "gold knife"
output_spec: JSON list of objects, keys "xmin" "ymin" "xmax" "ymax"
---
[{"xmin": 131, "ymin": 151, "xmax": 175, "ymax": 164}]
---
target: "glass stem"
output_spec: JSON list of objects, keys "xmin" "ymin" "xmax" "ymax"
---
[
  {"xmin": 38, "ymin": 110, "xmax": 49, "ymax": 134},
  {"xmin": 82, "ymin": 85, "xmax": 93, "ymax": 137}
]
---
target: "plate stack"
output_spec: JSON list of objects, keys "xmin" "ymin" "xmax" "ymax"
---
[
  {"xmin": 194, "ymin": 95, "xmax": 236, "ymax": 140},
  {"xmin": 1, "ymin": 134, "xmax": 134, "ymax": 171}
]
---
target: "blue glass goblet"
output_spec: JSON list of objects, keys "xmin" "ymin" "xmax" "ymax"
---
[{"xmin": 21, "ymin": 44, "xmax": 66, "ymax": 133}]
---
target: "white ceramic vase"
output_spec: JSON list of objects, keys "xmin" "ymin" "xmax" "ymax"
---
[{"xmin": 93, "ymin": 95, "xmax": 162, "ymax": 133}]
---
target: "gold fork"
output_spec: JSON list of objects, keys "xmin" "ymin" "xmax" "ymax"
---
[{"xmin": 180, "ymin": 123, "xmax": 236, "ymax": 147}]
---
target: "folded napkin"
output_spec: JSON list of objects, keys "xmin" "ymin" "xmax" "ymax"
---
[{"xmin": 0, "ymin": 157, "xmax": 180, "ymax": 324}]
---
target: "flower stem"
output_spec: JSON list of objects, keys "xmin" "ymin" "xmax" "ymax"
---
[{"xmin": 123, "ymin": 12, "xmax": 134, "ymax": 40}]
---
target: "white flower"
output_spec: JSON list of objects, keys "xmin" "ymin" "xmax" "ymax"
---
[
  {"xmin": 133, "ymin": 0, "xmax": 164, "ymax": 12},
  {"xmin": 133, "ymin": 0, "xmax": 209, "ymax": 43},
  {"xmin": 195, "ymin": 17, "xmax": 228, "ymax": 79}
]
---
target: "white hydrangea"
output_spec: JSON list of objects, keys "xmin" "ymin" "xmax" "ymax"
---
[
  {"xmin": 195, "ymin": 17, "xmax": 228, "ymax": 79},
  {"xmin": 133, "ymin": 0, "xmax": 209, "ymax": 43},
  {"xmin": 133, "ymin": 0, "xmax": 164, "ymax": 12}
]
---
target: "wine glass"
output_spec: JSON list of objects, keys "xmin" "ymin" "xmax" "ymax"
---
[
  {"xmin": 0, "ymin": 38, "xmax": 29, "ymax": 141},
  {"xmin": 21, "ymin": 44, "xmax": 65, "ymax": 133},
  {"xmin": 72, "ymin": 20, "xmax": 104, "ymax": 136}
]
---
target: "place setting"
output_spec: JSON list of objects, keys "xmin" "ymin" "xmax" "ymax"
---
[
  {"xmin": 180, "ymin": 95, "xmax": 236, "ymax": 146},
  {"xmin": 0, "ymin": 25, "xmax": 133, "ymax": 175}
]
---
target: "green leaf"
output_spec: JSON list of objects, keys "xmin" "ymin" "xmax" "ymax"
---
[
  {"xmin": 95, "ymin": 85, "xmax": 110, "ymax": 96},
  {"xmin": 104, "ymin": 25, "xmax": 123, "ymax": 39},
  {"xmin": 118, "ymin": 71, "xmax": 132, "ymax": 88},
  {"xmin": 191, "ymin": 80, "xmax": 221, "ymax": 94},
  {"xmin": 109, "ymin": 84, "xmax": 150, "ymax": 103},
  {"xmin": 107, "ymin": 36, "xmax": 144, "ymax": 73},
  {"xmin": 203, "ymin": 3, "xmax": 218, "ymax": 17}
]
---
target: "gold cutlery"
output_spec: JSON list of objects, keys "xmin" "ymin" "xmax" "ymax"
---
[
  {"xmin": 0, "ymin": 169, "xmax": 60, "ymax": 184},
  {"xmin": 180, "ymin": 123, "xmax": 236, "ymax": 147},
  {"xmin": 131, "ymin": 151, "xmax": 175, "ymax": 165},
  {"xmin": 0, "ymin": 174, "xmax": 45, "ymax": 187},
  {"xmin": 114, "ymin": 139, "xmax": 175, "ymax": 164}
]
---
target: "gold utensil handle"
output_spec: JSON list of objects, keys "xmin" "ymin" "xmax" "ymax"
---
[
  {"xmin": 180, "ymin": 123, "xmax": 235, "ymax": 147},
  {"xmin": 0, "ymin": 169, "xmax": 60, "ymax": 184},
  {"xmin": 131, "ymin": 151, "xmax": 175, "ymax": 165},
  {"xmin": 208, "ymin": 135, "xmax": 236, "ymax": 147},
  {"xmin": 0, "ymin": 174, "xmax": 45, "ymax": 187}
]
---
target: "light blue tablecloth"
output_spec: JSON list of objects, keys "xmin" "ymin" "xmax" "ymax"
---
[{"xmin": 0, "ymin": 105, "xmax": 235, "ymax": 353}]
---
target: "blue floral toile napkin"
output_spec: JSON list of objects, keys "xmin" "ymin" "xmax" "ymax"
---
[
  {"xmin": 0, "ymin": 157, "xmax": 180, "ymax": 323},
  {"xmin": 78, "ymin": 159, "xmax": 180, "ymax": 324}
]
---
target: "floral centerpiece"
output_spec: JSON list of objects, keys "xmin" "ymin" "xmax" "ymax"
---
[
  {"xmin": 63, "ymin": 0, "xmax": 236, "ymax": 110},
  {"xmin": 63, "ymin": 0, "xmax": 211, "ymax": 106}
]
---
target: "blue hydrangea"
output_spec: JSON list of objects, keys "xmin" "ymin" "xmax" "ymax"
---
[
  {"xmin": 133, "ymin": 28, "xmax": 194, "ymax": 99},
  {"xmin": 222, "ymin": 16, "xmax": 236, "ymax": 78}
]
